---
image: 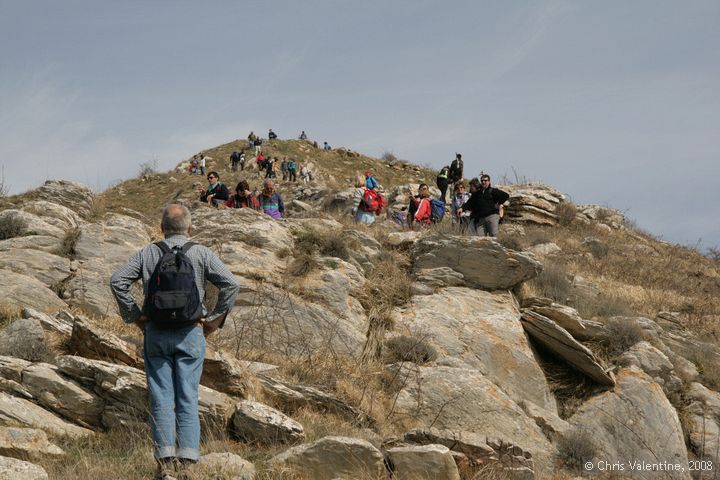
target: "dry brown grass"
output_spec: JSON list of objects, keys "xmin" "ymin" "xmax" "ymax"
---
[{"xmin": 0, "ymin": 302, "xmax": 22, "ymax": 328}]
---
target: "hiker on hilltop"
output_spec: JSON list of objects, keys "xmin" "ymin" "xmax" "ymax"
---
[
  {"xmin": 239, "ymin": 152, "xmax": 246, "ymax": 171},
  {"xmin": 198, "ymin": 171, "xmax": 230, "ymax": 207},
  {"xmin": 457, "ymin": 174, "xmax": 509, "ymax": 237},
  {"xmin": 451, "ymin": 179, "xmax": 471, "ymax": 226},
  {"xmin": 287, "ymin": 158, "xmax": 298, "ymax": 182},
  {"xmin": 408, "ymin": 184, "xmax": 433, "ymax": 227},
  {"xmin": 268, "ymin": 129, "xmax": 278, "ymax": 140},
  {"xmin": 227, "ymin": 180, "xmax": 260, "ymax": 209},
  {"xmin": 265, "ymin": 156, "xmax": 276, "ymax": 179},
  {"xmin": 299, "ymin": 130, "xmax": 307, "ymax": 140},
  {"xmin": 280, "ymin": 158, "xmax": 289, "ymax": 181},
  {"xmin": 355, "ymin": 175, "xmax": 385, "ymax": 225},
  {"xmin": 323, "ymin": 141, "xmax": 332, "ymax": 151},
  {"xmin": 259, "ymin": 179, "xmax": 285, "ymax": 219},
  {"xmin": 351, "ymin": 174, "xmax": 365, "ymax": 216},
  {"xmin": 300, "ymin": 163, "xmax": 312, "ymax": 183},
  {"xmin": 230, "ymin": 151, "xmax": 240, "ymax": 171},
  {"xmin": 253, "ymin": 137, "xmax": 263, "ymax": 155},
  {"xmin": 436, "ymin": 165, "xmax": 450, "ymax": 203},
  {"xmin": 110, "ymin": 204, "xmax": 240, "ymax": 480},
  {"xmin": 448, "ymin": 153, "xmax": 464, "ymax": 189},
  {"xmin": 199, "ymin": 155, "xmax": 207, "ymax": 176}
]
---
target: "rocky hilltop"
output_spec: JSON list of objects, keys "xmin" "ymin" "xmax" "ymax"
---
[{"xmin": 0, "ymin": 139, "xmax": 718, "ymax": 479}]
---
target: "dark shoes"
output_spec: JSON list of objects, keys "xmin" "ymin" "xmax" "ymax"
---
[
  {"xmin": 176, "ymin": 458, "xmax": 197, "ymax": 480},
  {"xmin": 155, "ymin": 458, "xmax": 177, "ymax": 480}
]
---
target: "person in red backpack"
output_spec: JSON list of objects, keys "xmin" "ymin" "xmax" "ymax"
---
[
  {"xmin": 355, "ymin": 175, "xmax": 385, "ymax": 225},
  {"xmin": 408, "ymin": 184, "xmax": 432, "ymax": 227}
]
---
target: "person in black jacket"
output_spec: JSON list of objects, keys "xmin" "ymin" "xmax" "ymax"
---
[
  {"xmin": 457, "ymin": 175, "xmax": 509, "ymax": 237},
  {"xmin": 199, "ymin": 171, "xmax": 230, "ymax": 207}
]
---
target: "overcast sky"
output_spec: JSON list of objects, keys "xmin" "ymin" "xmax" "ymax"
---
[{"xmin": 1, "ymin": 1, "xmax": 718, "ymax": 249}]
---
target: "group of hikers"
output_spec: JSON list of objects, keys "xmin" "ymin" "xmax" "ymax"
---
[
  {"xmin": 354, "ymin": 153, "xmax": 509, "ymax": 237},
  {"xmin": 197, "ymin": 147, "xmax": 509, "ymax": 238},
  {"xmin": 198, "ymin": 172, "xmax": 285, "ymax": 219}
]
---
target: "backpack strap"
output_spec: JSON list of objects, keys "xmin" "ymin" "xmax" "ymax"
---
[
  {"xmin": 154, "ymin": 242, "xmax": 172, "ymax": 254},
  {"xmin": 181, "ymin": 242, "xmax": 196, "ymax": 254}
]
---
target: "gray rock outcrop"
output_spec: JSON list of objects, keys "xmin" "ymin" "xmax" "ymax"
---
[
  {"xmin": 385, "ymin": 444, "xmax": 460, "ymax": 480},
  {"xmin": 269, "ymin": 436, "xmax": 385, "ymax": 479},
  {"xmin": 520, "ymin": 310, "xmax": 615, "ymax": 386},
  {"xmin": 0, "ymin": 455, "xmax": 49, "ymax": 480},
  {"xmin": 413, "ymin": 236, "xmax": 542, "ymax": 290},
  {"xmin": 230, "ymin": 400, "xmax": 304, "ymax": 444}
]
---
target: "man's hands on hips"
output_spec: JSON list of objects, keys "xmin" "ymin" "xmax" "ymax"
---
[
  {"xmin": 135, "ymin": 315, "xmax": 148, "ymax": 332},
  {"xmin": 203, "ymin": 313, "xmax": 226, "ymax": 337}
]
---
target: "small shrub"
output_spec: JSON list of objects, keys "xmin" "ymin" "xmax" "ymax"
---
[
  {"xmin": 497, "ymin": 231, "xmax": 524, "ymax": 251},
  {"xmin": 0, "ymin": 214, "xmax": 27, "ymax": 240},
  {"xmin": 276, "ymin": 247, "xmax": 292, "ymax": 259},
  {"xmin": 286, "ymin": 253, "xmax": 318, "ymax": 277},
  {"xmin": 531, "ymin": 263, "xmax": 572, "ymax": 303},
  {"xmin": 292, "ymin": 227, "xmax": 354, "ymax": 261},
  {"xmin": 685, "ymin": 343, "xmax": 720, "ymax": 390},
  {"xmin": 324, "ymin": 259, "xmax": 339, "ymax": 269},
  {"xmin": 600, "ymin": 317, "xmax": 643, "ymax": 356},
  {"xmin": 87, "ymin": 196, "xmax": 106, "ymax": 221},
  {"xmin": 594, "ymin": 207, "xmax": 613, "ymax": 223},
  {"xmin": 0, "ymin": 303, "xmax": 21, "ymax": 328},
  {"xmin": 138, "ymin": 159, "xmax": 158, "ymax": 177},
  {"xmin": 56, "ymin": 227, "xmax": 81, "ymax": 259},
  {"xmin": 705, "ymin": 246, "xmax": 720, "ymax": 264},
  {"xmin": 557, "ymin": 428, "xmax": 598, "ymax": 470},
  {"xmin": 525, "ymin": 229, "xmax": 553, "ymax": 247},
  {"xmin": 384, "ymin": 334, "xmax": 437, "ymax": 364},
  {"xmin": 583, "ymin": 238, "xmax": 609, "ymax": 259},
  {"xmin": 576, "ymin": 293, "xmax": 631, "ymax": 319},
  {"xmin": 554, "ymin": 201, "xmax": 577, "ymax": 227},
  {"xmin": 381, "ymin": 151, "xmax": 398, "ymax": 163}
]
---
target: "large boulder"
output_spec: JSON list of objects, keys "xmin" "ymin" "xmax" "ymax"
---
[
  {"xmin": 69, "ymin": 315, "xmax": 141, "ymax": 367},
  {"xmin": 412, "ymin": 236, "xmax": 542, "ymax": 290},
  {"xmin": 31, "ymin": 180, "xmax": 96, "ymax": 219},
  {"xmin": 394, "ymin": 288, "xmax": 557, "ymax": 413},
  {"xmin": 230, "ymin": 400, "xmax": 304, "ymax": 444},
  {"xmin": 520, "ymin": 310, "xmax": 615, "ymax": 386},
  {"xmin": 685, "ymin": 413, "xmax": 719, "ymax": 469},
  {"xmin": 190, "ymin": 207, "xmax": 293, "ymax": 254},
  {"xmin": 0, "ymin": 250, "xmax": 72, "ymax": 289},
  {"xmin": 385, "ymin": 444, "xmax": 460, "ymax": 480},
  {"xmin": 19, "ymin": 201, "xmax": 83, "ymax": 232},
  {"xmin": 521, "ymin": 297, "xmax": 590, "ymax": 341},
  {"xmin": 0, "ymin": 455, "xmax": 49, "ymax": 480},
  {"xmin": 73, "ymin": 213, "xmax": 152, "ymax": 263},
  {"xmin": 22, "ymin": 308, "xmax": 73, "ymax": 337},
  {"xmin": 502, "ymin": 184, "xmax": 565, "ymax": 225},
  {"xmin": 20, "ymin": 363, "xmax": 104, "ymax": 427},
  {"xmin": 0, "ymin": 427, "xmax": 64, "ymax": 461},
  {"xmin": 0, "ymin": 392, "xmax": 93, "ymax": 438},
  {"xmin": 224, "ymin": 280, "xmax": 366, "ymax": 358},
  {"xmin": 388, "ymin": 364, "xmax": 556, "ymax": 472},
  {"xmin": 0, "ymin": 319, "xmax": 49, "ymax": 363},
  {"xmin": 269, "ymin": 436, "xmax": 385, "ymax": 479},
  {"xmin": 191, "ymin": 452, "xmax": 255, "ymax": 480},
  {"xmin": 568, "ymin": 367, "xmax": 690, "ymax": 479},
  {"xmin": 0, "ymin": 210, "xmax": 65, "ymax": 239},
  {"xmin": 0, "ymin": 270, "xmax": 67, "ymax": 313}
]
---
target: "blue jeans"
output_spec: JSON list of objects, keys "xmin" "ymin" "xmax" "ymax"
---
[{"xmin": 144, "ymin": 323, "xmax": 205, "ymax": 461}]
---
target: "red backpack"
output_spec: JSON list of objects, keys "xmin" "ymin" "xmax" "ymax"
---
[{"xmin": 362, "ymin": 188, "xmax": 386, "ymax": 214}]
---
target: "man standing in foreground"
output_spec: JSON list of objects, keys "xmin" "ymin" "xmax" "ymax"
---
[
  {"xmin": 110, "ymin": 204, "xmax": 240, "ymax": 480},
  {"xmin": 457, "ymin": 175, "xmax": 509, "ymax": 237}
]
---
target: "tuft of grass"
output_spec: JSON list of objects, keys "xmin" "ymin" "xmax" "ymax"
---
[
  {"xmin": 293, "ymin": 227, "xmax": 356, "ymax": 261},
  {"xmin": 55, "ymin": 227, "xmax": 82, "ymax": 259},
  {"xmin": 530, "ymin": 262, "xmax": 572, "ymax": 304},
  {"xmin": 0, "ymin": 214, "xmax": 27, "ymax": 240},
  {"xmin": 554, "ymin": 201, "xmax": 577, "ymax": 227},
  {"xmin": 380, "ymin": 151, "xmax": 398, "ymax": 163},
  {"xmin": 599, "ymin": 317, "xmax": 643, "ymax": 357},
  {"xmin": 685, "ymin": 343, "xmax": 720, "ymax": 390},
  {"xmin": 276, "ymin": 247, "xmax": 292, "ymax": 259},
  {"xmin": 0, "ymin": 302, "xmax": 22, "ymax": 329},
  {"xmin": 286, "ymin": 252, "xmax": 318, "ymax": 277},
  {"xmin": 384, "ymin": 334, "xmax": 438, "ymax": 365},
  {"xmin": 556, "ymin": 428, "xmax": 598, "ymax": 471}
]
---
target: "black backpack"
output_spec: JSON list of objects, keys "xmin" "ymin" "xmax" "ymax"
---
[{"xmin": 143, "ymin": 242, "xmax": 203, "ymax": 329}]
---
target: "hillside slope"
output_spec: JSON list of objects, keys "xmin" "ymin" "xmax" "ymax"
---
[{"xmin": 0, "ymin": 139, "xmax": 718, "ymax": 479}]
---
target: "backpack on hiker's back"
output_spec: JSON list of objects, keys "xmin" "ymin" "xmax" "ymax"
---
[
  {"xmin": 362, "ymin": 188, "xmax": 386, "ymax": 214},
  {"xmin": 143, "ymin": 242, "xmax": 203, "ymax": 329},
  {"xmin": 430, "ymin": 198, "xmax": 446, "ymax": 223}
]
